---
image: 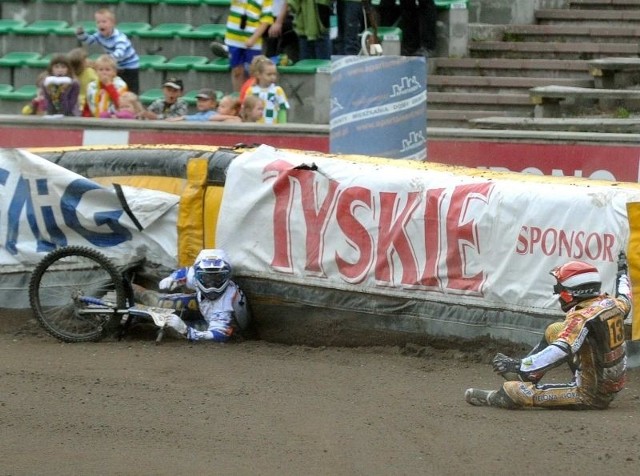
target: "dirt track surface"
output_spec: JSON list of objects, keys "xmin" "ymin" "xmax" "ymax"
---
[{"xmin": 2, "ymin": 310, "xmax": 640, "ymax": 476}]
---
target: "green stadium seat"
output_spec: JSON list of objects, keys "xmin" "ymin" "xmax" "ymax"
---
[
  {"xmin": 0, "ymin": 84, "xmax": 14, "ymax": 94},
  {"xmin": 84, "ymin": 0, "xmax": 120, "ymax": 3},
  {"xmin": 0, "ymin": 19, "xmax": 26, "ymax": 34},
  {"xmin": 43, "ymin": 0, "xmax": 77, "ymax": 3},
  {"xmin": 201, "ymin": 0, "xmax": 230, "ymax": 5},
  {"xmin": 193, "ymin": 58, "xmax": 230, "ymax": 73},
  {"xmin": 137, "ymin": 23, "xmax": 193, "ymax": 39},
  {"xmin": 0, "ymin": 84, "xmax": 38, "ymax": 101},
  {"xmin": 435, "ymin": 0, "xmax": 468, "ymax": 8},
  {"xmin": 0, "ymin": 52, "xmax": 42, "ymax": 68},
  {"xmin": 139, "ymin": 88, "xmax": 164, "ymax": 104},
  {"xmin": 278, "ymin": 59, "xmax": 331, "ymax": 74},
  {"xmin": 154, "ymin": 55, "xmax": 208, "ymax": 71},
  {"xmin": 163, "ymin": 0, "xmax": 202, "ymax": 5},
  {"xmin": 178, "ymin": 23, "xmax": 226, "ymax": 40},
  {"xmin": 56, "ymin": 21, "xmax": 97, "ymax": 36},
  {"xmin": 13, "ymin": 20, "xmax": 69, "ymax": 36},
  {"xmin": 138, "ymin": 54, "xmax": 168, "ymax": 69},
  {"xmin": 0, "ymin": 52, "xmax": 42, "ymax": 85},
  {"xmin": 25, "ymin": 53, "xmax": 55, "ymax": 69},
  {"xmin": 117, "ymin": 22, "xmax": 152, "ymax": 36},
  {"xmin": 122, "ymin": 0, "xmax": 159, "ymax": 3}
]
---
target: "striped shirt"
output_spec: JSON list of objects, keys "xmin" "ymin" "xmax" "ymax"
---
[
  {"xmin": 77, "ymin": 28, "xmax": 140, "ymax": 69},
  {"xmin": 225, "ymin": 0, "xmax": 274, "ymax": 51},
  {"xmin": 248, "ymin": 83, "xmax": 289, "ymax": 124},
  {"xmin": 86, "ymin": 77, "xmax": 128, "ymax": 117}
]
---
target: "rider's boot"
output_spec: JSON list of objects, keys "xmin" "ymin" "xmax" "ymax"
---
[{"xmin": 465, "ymin": 388, "xmax": 518, "ymax": 409}]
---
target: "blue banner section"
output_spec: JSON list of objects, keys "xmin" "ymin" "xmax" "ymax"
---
[{"xmin": 329, "ymin": 56, "xmax": 427, "ymax": 160}]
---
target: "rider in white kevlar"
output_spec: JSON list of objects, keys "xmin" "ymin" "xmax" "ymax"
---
[{"xmin": 160, "ymin": 249, "xmax": 249, "ymax": 342}]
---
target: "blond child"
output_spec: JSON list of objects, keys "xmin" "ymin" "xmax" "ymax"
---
[
  {"xmin": 85, "ymin": 54, "xmax": 128, "ymax": 118},
  {"xmin": 246, "ymin": 56, "xmax": 289, "ymax": 124},
  {"xmin": 100, "ymin": 91, "xmax": 143, "ymax": 119},
  {"xmin": 240, "ymin": 95, "xmax": 265, "ymax": 122},
  {"xmin": 68, "ymin": 47, "xmax": 98, "ymax": 116},
  {"xmin": 76, "ymin": 8, "xmax": 140, "ymax": 94},
  {"xmin": 209, "ymin": 95, "xmax": 242, "ymax": 122}
]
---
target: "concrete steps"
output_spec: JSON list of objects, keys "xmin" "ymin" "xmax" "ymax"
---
[{"xmin": 427, "ymin": 0, "xmax": 640, "ymax": 128}]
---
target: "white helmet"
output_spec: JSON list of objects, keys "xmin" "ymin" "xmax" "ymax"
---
[{"xmin": 194, "ymin": 250, "xmax": 231, "ymax": 299}]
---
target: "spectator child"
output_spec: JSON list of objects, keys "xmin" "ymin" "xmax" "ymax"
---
[
  {"xmin": 85, "ymin": 54, "xmax": 128, "ymax": 117},
  {"xmin": 209, "ymin": 95, "xmax": 242, "ymax": 122},
  {"xmin": 100, "ymin": 91, "xmax": 144, "ymax": 119},
  {"xmin": 140, "ymin": 78, "xmax": 188, "ymax": 120},
  {"xmin": 239, "ymin": 54, "xmax": 266, "ymax": 102},
  {"xmin": 211, "ymin": 0, "xmax": 274, "ymax": 92},
  {"xmin": 68, "ymin": 47, "xmax": 98, "ymax": 115},
  {"xmin": 167, "ymin": 88, "xmax": 219, "ymax": 122},
  {"xmin": 22, "ymin": 72, "xmax": 47, "ymax": 116},
  {"xmin": 246, "ymin": 56, "xmax": 289, "ymax": 123},
  {"xmin": 76, "ymin": 8, "xmax": 140, "ymax": 94},
  {"xmin": 42, "ymin": 54, "xmax": 80, "ymax": 116},
  {"xmin": 240, "ymin": 95, "xmax": 265, "ymax": 122}
]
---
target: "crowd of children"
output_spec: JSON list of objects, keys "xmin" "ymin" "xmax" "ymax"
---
[{"xmin": 22, "ymin": 7, "xmax": 290, "ymax": 124}]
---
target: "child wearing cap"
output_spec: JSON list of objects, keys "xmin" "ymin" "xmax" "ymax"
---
[
  {"xmin": 76, "ymin": 8, "xmax": 140, "ymax": 94},
  {"xmin": 167, "ymin": 88, "xmax": 219, "ymax": 122},
  {"xmin": 140, "ymin": 78, "xmax": 188, "ymax": 120}
]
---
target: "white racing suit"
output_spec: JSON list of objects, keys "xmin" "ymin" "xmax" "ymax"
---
[
  {"xmin": 501, "ymin": 291, "xmax": 631, "ymax": 409},
  {"xmin": 162, "ymin": 265, "xmax": 248, "ymax": 342}
]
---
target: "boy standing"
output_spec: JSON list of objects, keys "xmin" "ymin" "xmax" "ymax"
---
[
  {"xmin": 212, "ymin": 0, "xmax": 274, "ymax": 92},
  {"xmin": 76, "ymin": 8, "xmax": 141, "ymax": 94}
]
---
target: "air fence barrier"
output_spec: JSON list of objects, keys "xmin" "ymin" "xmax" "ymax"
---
[{"xmin": 0, "ymin": 144, "xmax": 639, "ymax": 365}]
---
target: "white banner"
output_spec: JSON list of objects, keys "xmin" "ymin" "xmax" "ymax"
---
[
  {"xmin": 217, "ymin": 145, "xmax": 640, "ymax": 317},
  {"xmin": 0, "ymin": 148, "xmax": 179, "ymax": 271}
]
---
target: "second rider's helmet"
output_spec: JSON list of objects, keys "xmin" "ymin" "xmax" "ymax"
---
[
  {"xmin": 550, "ymin": 260, "xmax": 602, "ymax": 312},
  {"xmin": 194, "ymin": 253, "xmax": 231, "ymax": 300}
]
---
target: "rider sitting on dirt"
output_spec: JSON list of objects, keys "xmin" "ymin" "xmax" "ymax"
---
[
  {"xmin": 465, "ymin": 252, "xmax": 632, "ymax": 410},
  {"xmin": 159, "ymin": 249, "xmax": 249, "ymax": 342}
]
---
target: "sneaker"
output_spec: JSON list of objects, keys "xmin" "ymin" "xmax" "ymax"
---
[
  {"xmin": 210, "ymin": 41, "xmax": 229, "ymax": 59},
  {"xmin": 465, "ymin": 388, "xmax": 495, "ymax": 406}
]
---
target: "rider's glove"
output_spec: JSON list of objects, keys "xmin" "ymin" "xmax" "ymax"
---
[
  {"xmin": 618, "ymin": 251, "xmax": 628, "ymax": 274},
  {"xmin": 616, "ymin": 251, "xmax": 631, "ymax": 300},
  {"xmin": 159, "ymin": 267, "xmax": 188, "ymax": 291},
  {"xmin": 492, "ymin": 353, "xmax": 524, "ymax": 381}
]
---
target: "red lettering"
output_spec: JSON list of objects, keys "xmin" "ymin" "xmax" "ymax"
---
[
  {"xmin": 446, "ymin": 184, "xmax": 491, "ymax": 292},
  {"xmin": 419, "ymin": 188, "xmax": 445, "ymax": 287},
  {"xmin": 335, "ymin": 186, "xmax": 374, "ymax": 283},
  {"xmin": 265, "ymin": 160, "xmax": 297, "ymax": 272},
  {"xmin": 375, "ymin": 192, "xmax": 420, "ymax": 285}
]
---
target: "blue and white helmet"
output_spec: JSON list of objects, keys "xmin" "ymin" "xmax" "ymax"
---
[{"xmin": 193, "ymin": 249, "xmax": 231, "ymax": 299}]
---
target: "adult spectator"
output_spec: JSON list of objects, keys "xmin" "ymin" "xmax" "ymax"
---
[{"xmin": 288, "ymin": 0, "xmax": 333, "ymax": 60}]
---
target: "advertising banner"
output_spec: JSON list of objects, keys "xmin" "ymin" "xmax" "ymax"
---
[
  {"xmin": 330, "ymin": 56, "xmax": 427, "ymax": 160},
  {"xmin": 0, "ymin": 148, "xmax": 179, "ymax": 271},
  {"xmin": 217, "ymin": 145, "xmax": 640, "ymax": 324}
]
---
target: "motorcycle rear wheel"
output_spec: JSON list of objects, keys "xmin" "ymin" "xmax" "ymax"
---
[{"xmin": 29, "ymin": 246, "xmax": 126, "ymax": 343}]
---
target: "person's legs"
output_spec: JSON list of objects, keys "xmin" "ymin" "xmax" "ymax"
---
[
  {"xmin": 314, "ymin": 30, "xmax": 332, "ymax": 59},
  {"xmin": 298, "ymin": 36, "xmax": 312, "ymax": 60},
  {"xmin": 118, "ymin": 68, "xmax": 139, "ymax": 94},
  {"xmin": 399, "ymin": 0, "xmax": 420, "ymax": 55},
  {"xmin": 418, "ymin": 0, "xmax": 437, "ymax": 52},
  {"xmin": 229, "ymin": 46, "xmax": 252, "ymax": 92},
  {"xmin": 342, "ymin": 1, "xmax": 364, "ymax": 55}
]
